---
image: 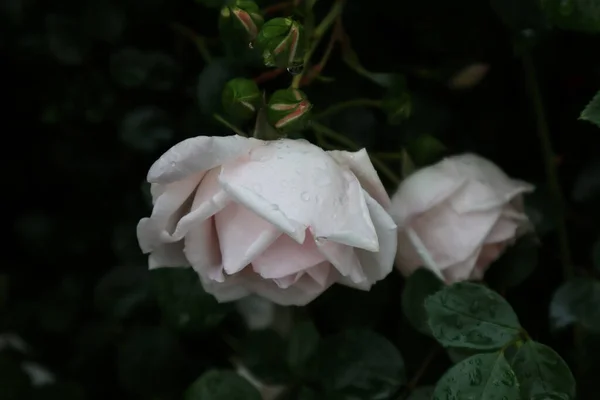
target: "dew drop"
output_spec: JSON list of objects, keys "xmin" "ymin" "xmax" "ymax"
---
[
  {"xmin": 301, "ymin": 191, "xmax": 310, "ymax": 201},
  {"xmin": 248, "ymin": 42, "xmax": 254, "ymax": 49}
]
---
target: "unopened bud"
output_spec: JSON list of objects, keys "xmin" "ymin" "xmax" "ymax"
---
[
  {"xmin": 267, "ymin": 89, "xmax": 312, "ymax": 133},
  {"xmin": 256, "ymin": 18, "xmax": 305, "ymax": 69},
  {"xmin": 219, "ymin": 0, "xmax": 264, "ymax": 42},
  {"xmin": 222, "ymin": 78, "xmax": 262, "ymax": 121}
]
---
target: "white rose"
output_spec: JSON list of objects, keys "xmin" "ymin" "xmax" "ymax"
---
[
  {"xmin": 137, "ymin": 136, "xmax": 397, "ymax": 306},
  {"xmin": 390, "ymin": 153, "xmax": 534, "ymax": 283}
]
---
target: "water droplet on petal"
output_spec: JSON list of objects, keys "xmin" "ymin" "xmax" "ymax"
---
[{"xmin": 301, "ymin": 191, "xmax": 310, "ymax": 202}]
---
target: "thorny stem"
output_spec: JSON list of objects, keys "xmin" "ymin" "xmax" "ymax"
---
[
  {"xmin": 213, "ymin": 113, "xmax": 246, "ymax": 137},
  {"xmin": 292, "ymin": 0, "xmax": 345, "ymax": 88},
  {"xmin": 170, "ymin": 23, "xmax": 212, "ymax": 63},
  {"xmin": 314, "ymin": 98, "xmax": 382, "ymax": 119},
  {"xmin": 522, "ymin": 51, "xmax": 573, "ymax": 279},
  {"xmin": 310, "ymin": 121, "xmax": 401, "ymax": 185}
]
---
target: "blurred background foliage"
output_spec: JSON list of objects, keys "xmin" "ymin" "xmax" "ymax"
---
[{"xmin": 2, "ymin": 0, "xmax": 600, "ymax": 399}]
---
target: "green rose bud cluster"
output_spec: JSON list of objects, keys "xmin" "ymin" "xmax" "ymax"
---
[
  {"xmin": 256, "ymin": 17, "xmax": 306, "ymax": 69},
  {"xmin": 219, "ymin": 0, "xmax": 264, "ymax": 42},
  {"xmin": 222, "ymin": 78, "xmax": 262, "ymax": 121},
  {"xmin": 267, "ymin": 88, "xmax": 312, "ymax": 133}
]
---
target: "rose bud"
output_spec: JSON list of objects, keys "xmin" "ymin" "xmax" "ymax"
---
[
  {"xmin": 255, "ymin": 17, "xmax": 305, "ymax": 68},
  {"xmin": 219, "ymin": 0, "xmax": 264, "ymax": 42},
  {"xmin": 222, "ymin": 78, "xmax": 262, "ymax": 121},
  {"xmin": 267, "ymin": 88, "xmax": 312, "ymax": 133}
]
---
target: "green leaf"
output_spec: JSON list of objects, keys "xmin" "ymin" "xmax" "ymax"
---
[
  {"xmin": 425, "ymin": 282, "xmax": 522, "ymax": 350},
  {"xmin": 315, "ymin": 329, "xmax": 406, "ymax": 398},
  {"xmin": 185, "ymin": 369, "xmax": 262, "ymax": 400},
  {"xmin": 433, "ymin": 352, "xmax": 519, "ymax": 400},
  {"xmin": 446, "ymin": 347, "xmax": 488, "ymax": 364},
  {"xmin": 241, "ymin": 329, "xmax": 292, "ymax": 385},
  {"xmin": 150, "ymin": 268, "xmax": 232, "ymax": 332},
  {"xmin": 541, "ymin": 0, "xmax": 600, "ymax": 33},
  {"xmin": 549, "ymin": 277, "xmax": 600, "ymax": 332},
  {"xmin": 485, "ymin": 235, "xmax": 539, "ymax": 288},
  {"xmin": 402, "ymin": 268, "xmax": 444, "ymax": 336},
  {"xmin": 120, "ymin": 106, "xmax": 174, "ymax": 153},
  {"xmin": 530, "ymin": 392, "xmax": 572, "ymax": 400},
  {"xmin": 286, "ymin": 320, "xmax": 320, "ymax": 376},
  {"xmin": 580, "ymin": 90, "xmax": 600, "ymax": 127},
  {"xmin": 510, "ymin": 341, "xmax": 576, "ymax": 399},
  {"xmin": 117, "ymin": 327, "xmax": 186, "ymax": 397},
  {"xmin": 94, "ymin": 266, "xmax": 152, "ymax": 320},
  {"xmin": 407, "ymin": 386, "xmax": 435, "ymax": 400}
]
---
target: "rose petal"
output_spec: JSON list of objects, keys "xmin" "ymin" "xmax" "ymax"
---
[
  {"xmin": 248, "ymin": 271, "xmax": 335, "ymax": 306},
  {"xmin": 160, "ymin": 168, "xmax": 231, "ymax": 244},
  {"xmin": 252, "ymin": 230, "xmax": 326, "ymax": 279},
  {"xmin": 186, "ymin": 220, "xmax": 251, "ymax": 302},
  {"xmin": 218, "ymin": 139, "xmax": 379, "ymax": 250},
  {"xmin": 215, "ymin": 203, "xmax": 282, "ymax": 275},
  {"xmin": 184, "ymin": 217, "xmax": 225, "ymax": 282},
  {"xmin": 147, "ymin": 135, "xmax": 260, "ymax": 184},
  {"xmin": 316, "ymin": 239, "xmax": 365, "ymax": 284},
  {"xmin": 409, "ymin": 201, "xmax": 501, "ymax": 269},
  {"xmin": 328, "ymin": 148, "xmax": 391, "ymax": 208},
  {"xmin": 390, "ymin": 163, "xmax": 467, "ymax": 227},
  {"xmin": 148, "ymin": 241, "xmax": 189, "ymax": 269},
  {"xmin": 354, "ymin": 190, "xmax": 397, "ymax": 283},
  {"xmin": 443, "ymin": 248, "xmax": 482, "ymax": 284},
  {"xmin": 305, "ymin": 262, "xmax": 331, "ymax": 287},
  {"xmin": 484, "ymin": 216, "xmax": 518, "ymax": 244},
  {"xmin": 447, "ymin": 154, "xmax": 535, "ymax": 212},
  {"xmin": 137, "ymin": 173, "xmax": 204, "ymax": 253}
]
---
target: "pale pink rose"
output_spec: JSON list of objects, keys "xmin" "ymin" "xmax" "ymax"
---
[
  {"xmin": 389, "ymin": 153, "xmax": 534, "ymax": 284},
  {"xmin": 137, "ymin": 135, "xmax": 397, "ymax": 306}
]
